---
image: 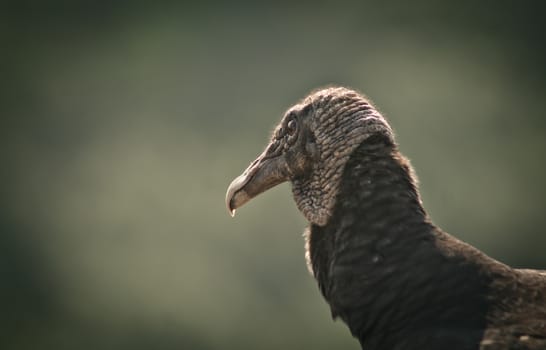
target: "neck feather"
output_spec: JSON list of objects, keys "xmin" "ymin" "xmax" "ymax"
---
[
  {"xmin": 335, "ymin": 134, "xmax": 428, "ymax": 235},
  {"xmin": 305, "ymin": 136, "xmax": 491, "ymax": 347}
]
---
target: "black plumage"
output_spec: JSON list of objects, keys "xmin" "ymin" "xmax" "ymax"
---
[{"xmin": 226, "ymin": 87, "xmax": 546, "ymax": 350}]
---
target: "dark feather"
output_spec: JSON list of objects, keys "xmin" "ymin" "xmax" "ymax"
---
[
  {"xmin": 307, "ymin": 134, "xmax": 546, "ymax": 349},
  {"xmin": 226, "ymin": 87, "xmax": 546, "ymax": 350}
]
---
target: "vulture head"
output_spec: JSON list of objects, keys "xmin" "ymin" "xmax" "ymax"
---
[{"xmin": 226, "ymin": 86, "xmax": 395, "ymax": 226}]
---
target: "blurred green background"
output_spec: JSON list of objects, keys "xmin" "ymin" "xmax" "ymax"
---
[{"xmin": 2, "ymin": 1, "xmax": 545, "ymax": 349}]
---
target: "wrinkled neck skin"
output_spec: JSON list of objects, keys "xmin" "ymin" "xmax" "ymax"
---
[
  {"xmin": 305, "ymin": 135, "xmax": 492, "ymax": 350},
  {"xmin": 292, "ymin": 106, "xmax": 393, "ymax": 226}
]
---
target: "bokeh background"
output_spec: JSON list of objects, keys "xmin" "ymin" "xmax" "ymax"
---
[{"xmin": 2, "ymin": 1, "xmax": 546, "ymax": 349}]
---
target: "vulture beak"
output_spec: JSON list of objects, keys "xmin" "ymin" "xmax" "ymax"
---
[{"xmin": 226, "ymin": 150, "xmax": 290, "ymax": 216}]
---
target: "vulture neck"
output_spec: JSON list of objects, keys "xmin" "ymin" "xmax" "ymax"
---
[
  {"xmin": 307, "ymin": 134, "xmax": 491, "ymax": 349},
  {"xmin": 331, "ymin": 133, "xmax": 429, "ymax": 239}
]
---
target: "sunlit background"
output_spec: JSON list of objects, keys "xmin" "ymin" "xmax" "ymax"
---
[{"xmin": 2, "ymin": 2, "xmax": 546, "ymax": 349}]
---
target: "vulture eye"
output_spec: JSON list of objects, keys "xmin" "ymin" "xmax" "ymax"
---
[{"xmin": 287, "ymin": 119, "xmax": 297, "ymax": 136}]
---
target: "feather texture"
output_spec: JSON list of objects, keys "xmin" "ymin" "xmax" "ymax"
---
[{"xmin": 227, "ymin": 87, "xmax": 546, "ymax": 350}]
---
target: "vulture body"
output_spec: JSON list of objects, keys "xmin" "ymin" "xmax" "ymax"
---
[{"xmin": 226, "ymin": 87, "xmax": 546, "ymax": 350}]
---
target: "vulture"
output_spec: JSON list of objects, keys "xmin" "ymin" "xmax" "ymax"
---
[{"xmin": 225, "ymin": 86, "xmax": 546, "ymax": 350}]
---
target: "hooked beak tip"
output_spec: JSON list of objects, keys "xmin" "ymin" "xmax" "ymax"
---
[
  {"xmin": 226, "ymin": 174, "xmax": 249, "ymax": 217},
  {"xmin": 226, "ymin": 193, "xmax": 236, "ymax": 217},
  {"xmin": 226, "ymin": 152, "xmax": 289, "ymax": 219},
  {"xmin": 226, "ymin": 192, "xmax": 236, "ymax": 216}
]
